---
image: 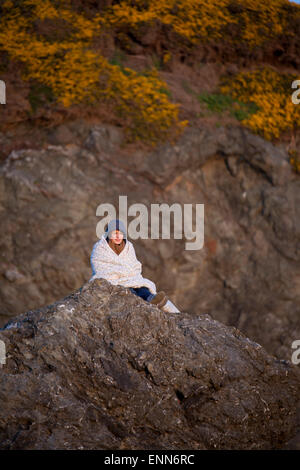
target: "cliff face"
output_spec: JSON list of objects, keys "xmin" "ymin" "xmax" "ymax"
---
[
  {"xmin": 0, "ymin": 122, "xmax": 299, "ymax": 362},
  {"xmin": 0, "ymin": 278, "xmax": 299, "ymax": 450}
]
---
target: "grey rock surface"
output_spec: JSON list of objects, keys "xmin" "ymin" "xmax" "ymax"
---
[
  {"xmin": 0, "ymin": 278, "xmax": 299, "ymax": 450},
  {"xmin": 0, "ymin": 122, "xmax": 299, "ymax": 363}
]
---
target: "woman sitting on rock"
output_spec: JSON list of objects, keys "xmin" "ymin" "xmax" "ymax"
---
[{"xmin": 89, "ymin": 218, "xmax": 180, "ymax": 312}]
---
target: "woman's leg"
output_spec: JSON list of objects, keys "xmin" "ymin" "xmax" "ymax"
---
[{"xmin": 129, "ymin": 286, "xmax": 155, "ymax": 302}]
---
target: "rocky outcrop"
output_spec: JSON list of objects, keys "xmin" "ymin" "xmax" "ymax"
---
[
  {"xmin": 0, "ymin": 278, "xmax": 299, "ymax": 450},
  {"xmin": 0, "ymin": 122, "xmax": 299, "ymax": 363}
]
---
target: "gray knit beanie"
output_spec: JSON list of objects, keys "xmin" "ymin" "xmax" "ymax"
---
[{"xmin": 105, "ymin": 219, "xmax": 127, "ymax": 240}]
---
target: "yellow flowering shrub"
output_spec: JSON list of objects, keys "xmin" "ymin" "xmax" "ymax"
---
[
  {"xmin": 102, "ymin": 0, "xmax": 233, "ymax": 43},
  {"xmin": 1, "ymin": 0, "xmax": 299, "ymax": 145},
  {"xmin": 220, "ymin": 67, "xmax": 300, "ymax": 140},
  {"xmin": 0, "ymin": 0, "xmax": 187, "ymax": 144},
  {"xmin": 101, "ymin": 0, "xmax": 300, "ymax": 48}
]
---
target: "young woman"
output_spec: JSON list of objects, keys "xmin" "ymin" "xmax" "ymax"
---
[{"xmin": 89, "ymin": 218, "xmax": 180, "ymax": 312}]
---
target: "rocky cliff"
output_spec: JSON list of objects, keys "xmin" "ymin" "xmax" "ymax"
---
[
  {"xmin": 0, "ymin": 278, "xmax": 299, "ymax": 450},
  {"xmin": 0, "ymin": 122, "xmax": 299, "ymax": 362}
]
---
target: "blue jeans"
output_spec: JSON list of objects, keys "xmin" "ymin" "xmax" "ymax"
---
[{"xmin": 129, "ymin": 286, "xmax": 155, "ymax": 302}]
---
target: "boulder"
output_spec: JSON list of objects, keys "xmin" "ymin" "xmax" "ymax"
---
[{"xmin": 0, "ymin": 278, "xmax": 299, "ymax": 450}]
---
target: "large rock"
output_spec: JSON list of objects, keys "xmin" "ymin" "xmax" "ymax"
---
[
  {"xmin": 0, "ymin": 278, "xmax": 299, "ymax": 450},
  {"xmin": 0, "ymin": 122, "xmax": 299, "ymax": 363}
]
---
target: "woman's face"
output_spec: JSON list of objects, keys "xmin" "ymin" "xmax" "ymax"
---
[{"xmin": 110, "ymin": 230, "xmax": 124, "ymax": 244}]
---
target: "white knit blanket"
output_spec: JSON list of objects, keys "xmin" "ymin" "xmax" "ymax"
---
[{"xmin": 89, "ymin": 235, "xmax": 157, "ymax": 294}]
